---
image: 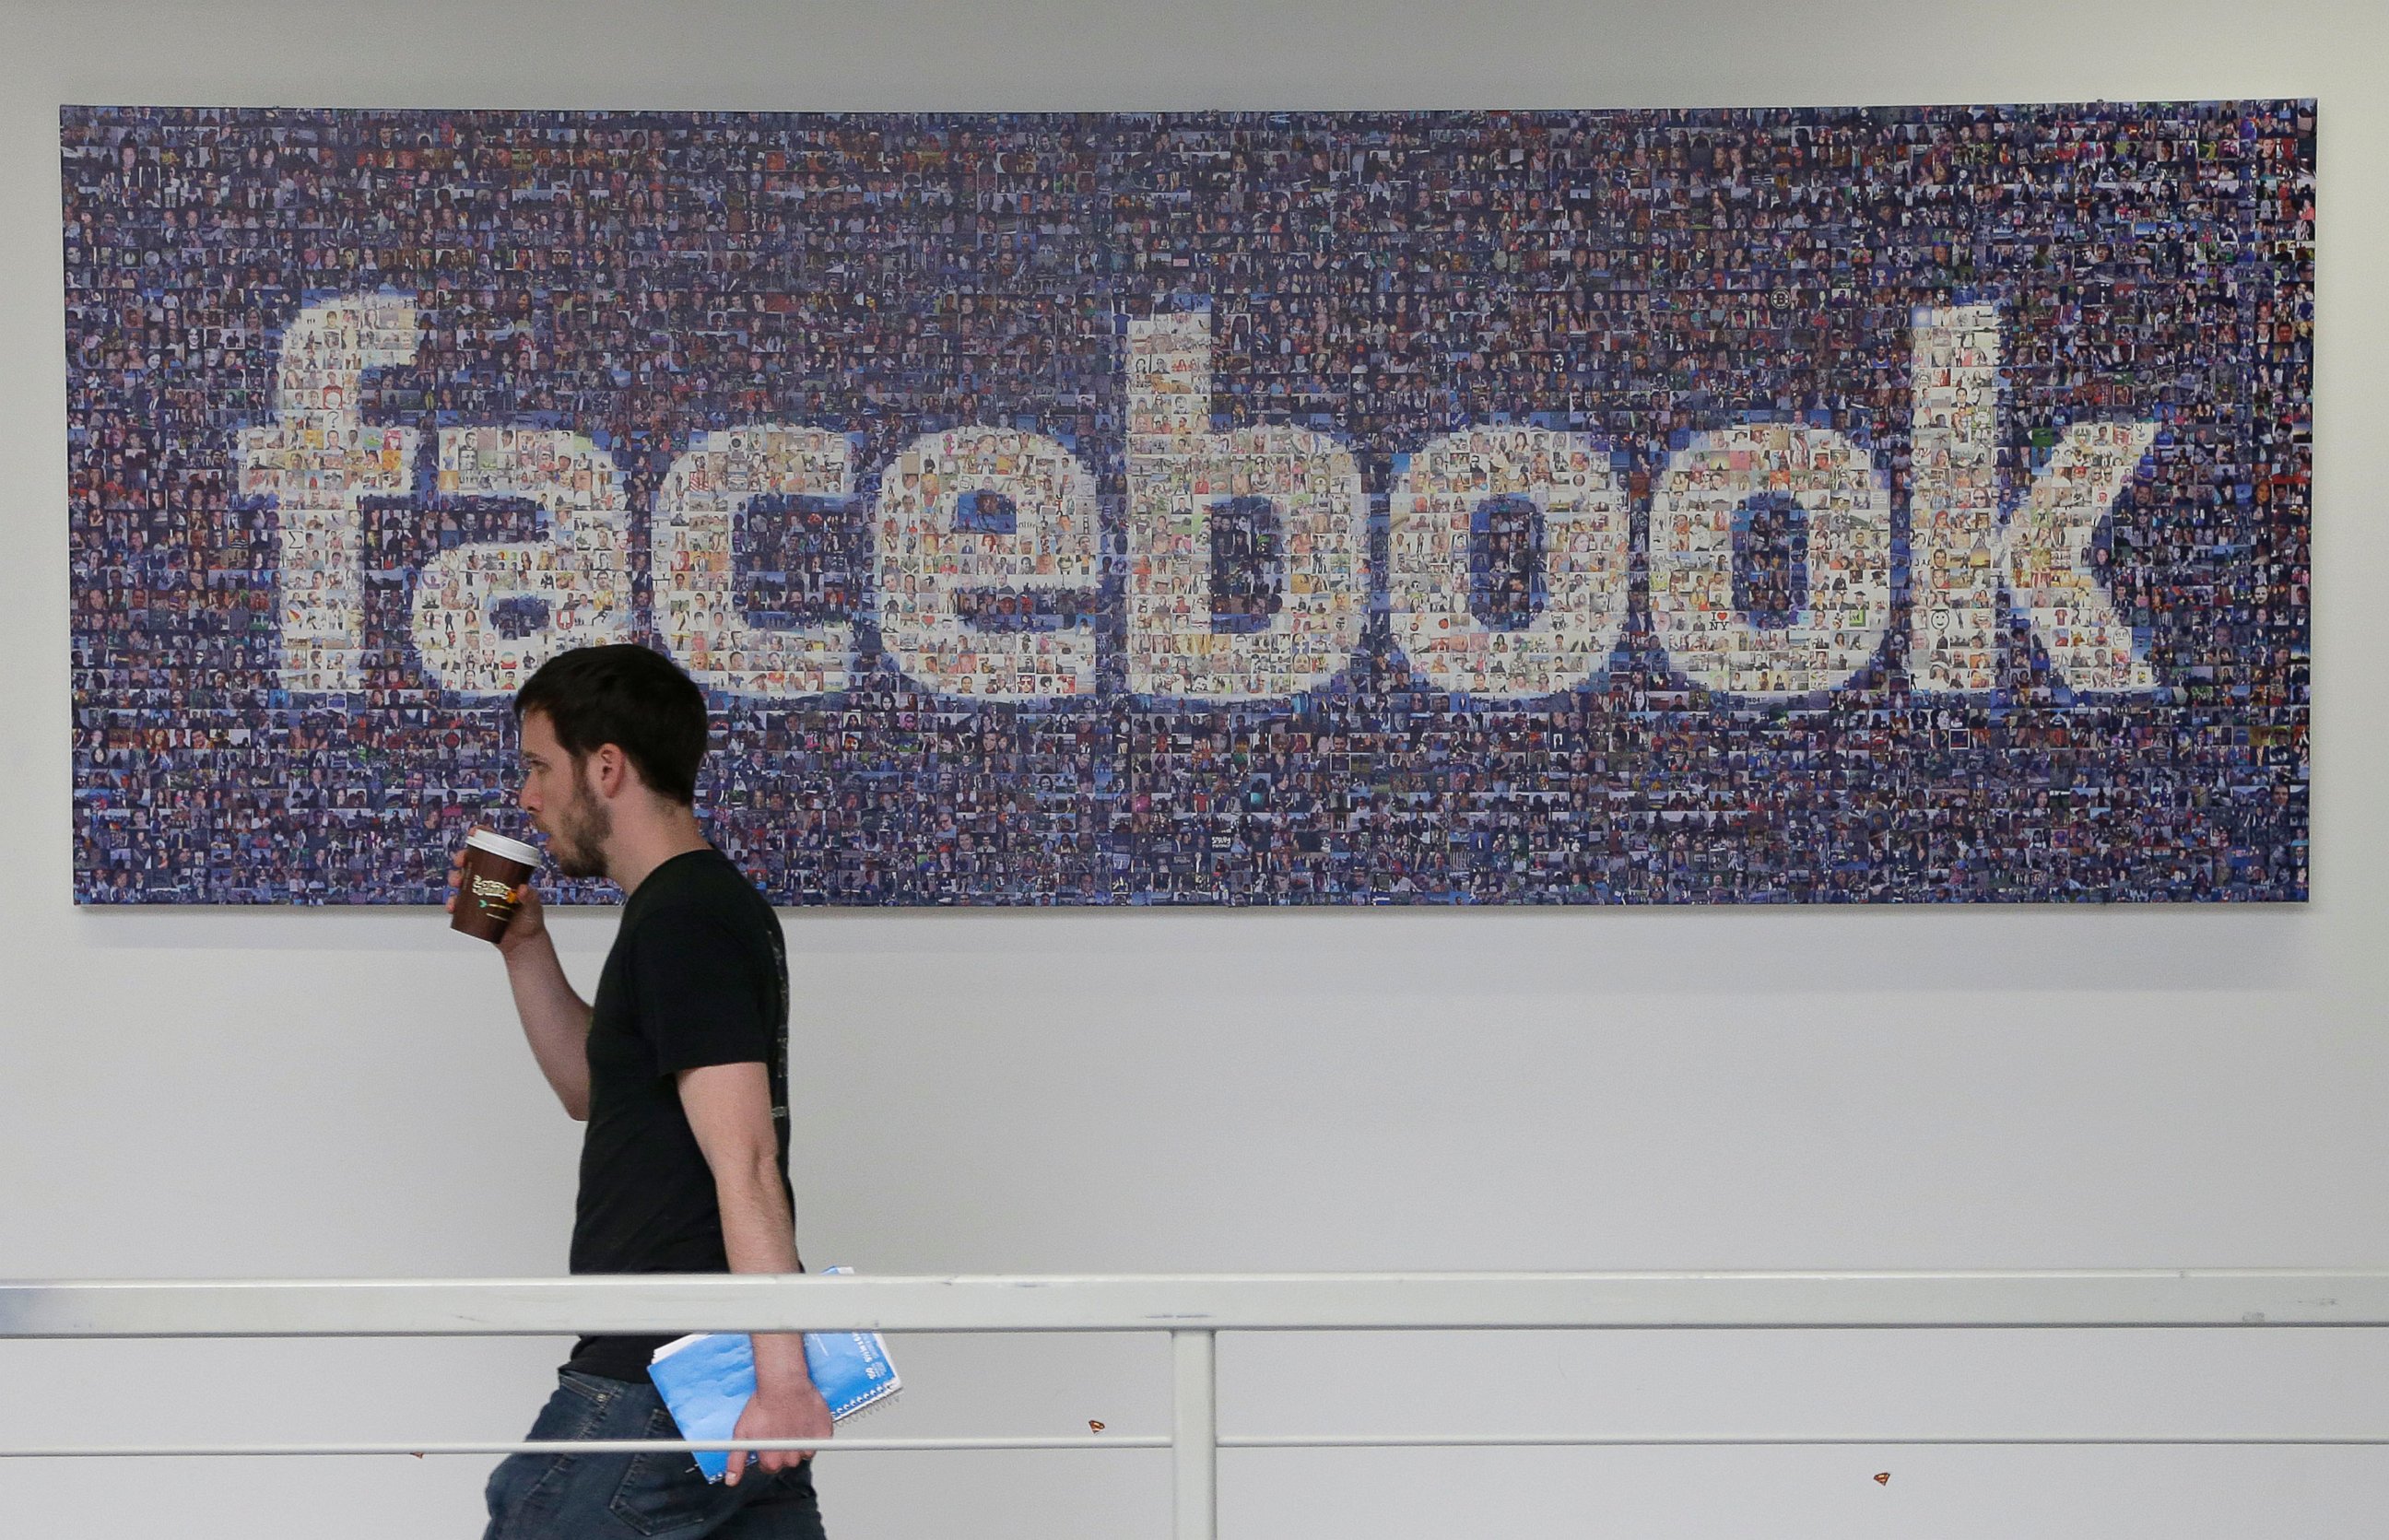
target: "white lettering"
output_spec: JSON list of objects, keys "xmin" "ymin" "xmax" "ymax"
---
[
  {"xmin": 1648, "ymin": 425, "xmax": 1893, "ymax": 698},
  {"xmin": 1124, "ymin": 312, "xmax": 1370, "ymax": 700},
  {"xmin": 2005, "ymin": 422, "xmax": 2160, "ymax": 692},
  {"xmin": 236, "ymin": 291, "xmax": 420, "ymax": 692},
  {"xmin": 408, "ymin": 427, "xmax": 634, "ymax": 695},
  {"xmin": 873, "ymin": 427, "xmax": 1101, "ymax": 699},
  {"xmin": 1388, "ymin": 427, "xmax": 1628, "ymax": 698},
  {"xmin": 1908, "ymin": 304, "xmax": 2159, "ymax": 694},
  {"xmin": 655, "ymin": 427, "xmax": 857, "ymax": 697},
  {"xmin": 1906, "ymin": 304, "xmax": 2007, "ymax": 693},
  {"xmin": 253, "ymin": 295, "xmax": 2176, "ymax": 708}
]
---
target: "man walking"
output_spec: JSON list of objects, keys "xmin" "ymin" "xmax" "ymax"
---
[{"xmin": 455, "ymin": 643, "xmax": 831, "ymax": 1539}]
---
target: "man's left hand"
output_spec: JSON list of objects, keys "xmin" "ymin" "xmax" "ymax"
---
[{"xmin": 724, "ymin": 1379, "xmax": 834, "ymax": 1484}]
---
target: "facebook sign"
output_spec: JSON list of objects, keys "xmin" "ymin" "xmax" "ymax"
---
[{"xmin": 64, "ymin": 103, "xmax": 2313, "ymax": 904}]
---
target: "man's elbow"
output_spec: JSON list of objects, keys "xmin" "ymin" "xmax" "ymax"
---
[{"xmin": 712, "ymin": 1147, "xmax": 788, "ymax": 1198}]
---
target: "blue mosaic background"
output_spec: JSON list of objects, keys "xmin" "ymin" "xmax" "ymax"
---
[{"xmin": 65, "ymin": 103, "xmax": 2312, "ymax": 904}]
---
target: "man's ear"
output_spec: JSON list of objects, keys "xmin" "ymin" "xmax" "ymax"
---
[{"xmin": 585, "ymin": 743, "xmax": 632, "ymax": 801}]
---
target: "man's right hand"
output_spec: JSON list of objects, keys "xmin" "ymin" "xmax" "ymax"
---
[
  {"xmin": 452, "ymin": 826, "xmax": 591, "ymax": 1119},
  {"xmin": 447, "ymin": 827, "xmax": 548, "ymax": 958}
]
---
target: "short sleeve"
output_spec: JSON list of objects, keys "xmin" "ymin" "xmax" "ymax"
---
[{"xmin": 628, "ymin": 905, "xmax": 775, "ymax": 1075}]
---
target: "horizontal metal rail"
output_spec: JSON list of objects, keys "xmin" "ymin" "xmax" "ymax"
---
[
  {"xmin": 6, "ymin": 1269, "xmax": 2388, "ymax": 1337},
  {"xmin": 0, "ymin": 1437, "xmax": 1165, "ymax": 1458},
  {"xmin": 7, "ymin": 1271, "xmax": 2388, "ymax": 1539},
  {"xmin": 9, "ymin": 1433, "xmax": 2389, "ymax": 1461}
]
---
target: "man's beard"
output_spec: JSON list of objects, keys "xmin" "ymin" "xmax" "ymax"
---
[{"xmin": 547, "ymin": 778, "xmax": 614, "ymax": 880}]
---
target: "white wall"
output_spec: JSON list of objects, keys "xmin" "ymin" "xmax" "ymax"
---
[{"xmin": 3, "ymin": 1, "xmax": 2385, "ymax": 1536}]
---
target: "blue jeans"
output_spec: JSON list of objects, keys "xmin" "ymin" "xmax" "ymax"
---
[{"xmin": 483, "ymin": 1370, "xmax": 827, "ymax": 1539}]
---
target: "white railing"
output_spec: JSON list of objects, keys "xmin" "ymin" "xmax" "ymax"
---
[{"xmin": 6, "ymin": 1270, "xmax": 2389, "ymax": 1540}]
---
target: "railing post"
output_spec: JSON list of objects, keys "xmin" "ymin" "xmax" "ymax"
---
[{"xmin": 1171, "ymin": 1327, "xmax": 1218, "ymax": 1540}]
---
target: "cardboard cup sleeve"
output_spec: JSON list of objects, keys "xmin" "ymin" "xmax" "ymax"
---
[{"xmin": 452, "ymin": 829, "xmax": 542, "ymax": 942}]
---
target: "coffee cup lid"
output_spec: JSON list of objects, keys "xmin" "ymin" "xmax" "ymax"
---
[{"xmin": 465, "ymin": 829, "xmax": 543, "ymax": 867}]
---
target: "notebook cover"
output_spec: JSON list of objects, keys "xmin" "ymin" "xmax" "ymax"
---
[{"xmin": 647, "ymin": 1274, "xmax": 901, "ymax": 1481}]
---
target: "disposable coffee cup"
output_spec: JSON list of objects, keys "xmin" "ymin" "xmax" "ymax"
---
[{"xmin": 452, "ymin": 829, "xmax": 542, "ymax": 943}]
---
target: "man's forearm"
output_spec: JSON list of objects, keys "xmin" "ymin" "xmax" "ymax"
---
[
  {"xmin": 503, "ymin": 933, "xmax": 594, "ymax": 1119},
  {"xmin": 716, "ymin": 1157, "xmax": 816, "ymax": 1393}
]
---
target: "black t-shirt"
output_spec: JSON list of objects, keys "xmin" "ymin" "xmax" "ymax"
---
[{"xmin": 565, "ymin": 848, "xmax": 793, "ymax": 1381}]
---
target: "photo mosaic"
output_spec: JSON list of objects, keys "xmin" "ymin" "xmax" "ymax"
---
[{"xmin": 64, "ymin": 103, "xmax": 2313, "ymax": 904}]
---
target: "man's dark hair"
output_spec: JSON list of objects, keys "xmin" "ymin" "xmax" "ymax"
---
[{"xmin": 514, "ymin": 645, "xmax": 708, "ymax": 805}]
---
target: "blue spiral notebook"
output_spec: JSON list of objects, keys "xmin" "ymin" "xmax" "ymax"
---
[{"xmin": 646, "ymin": 1270, "xmax": 903, "ymax": 1481}]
